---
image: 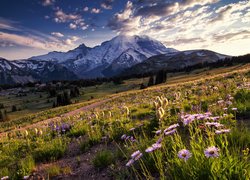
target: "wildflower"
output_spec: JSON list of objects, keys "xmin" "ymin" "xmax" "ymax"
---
[
  {"xmin": 178, "ymin": 149, "xmax": 192, "ymax": 161},
  {"xmin": 217, "ymin": 100, "xmax": 224, "ymax": 104},
  {"xmin": 215, "ymin": 129, "xmax": 230, "ymax": 134},
  {"xmin": 157, "ymin": 107, "xmax": 165, "ymax": 120},
  {"xmin": 164, "ymin": 123, "xmax": 179, "ymax": 132},
  {"xmin": 223, "ymin": 108, "xmax": 228, "ymax": 111},
  {"xmin": 23, "ymin": 175, "xmax": 29, "ymax": 179},
  {"xmin": 145, "ymin": 143, "xmax": 162, "ymax": 153},
  {"xmin": 108, "ymin": 111, "xmax": 112, "ymax": 118},
  {"xmin": 34, "ymin": 128, "xmax": 38, "ymax": 134},
  {"xmin": 124, "ymin": 106, "xmax": 130, "ymax": 116},
  {"xmin": 130, "ymin": 136, "xmax": 137, "ymax": 142},
  {"xmin": 126, "ymin": 159, "xmax": 135, "ymax": 167},
  {"xmin": 129, "ymin": 127, "xmax": 136, "ymax": 131},
  {"xmin": 204, "ymin": 146, "xmax": 219, "ymax": 158},
  {"xmin": 24, "ymin": 130, "xmax": 29, "ymax": 137},
  {"xmin": 231, "ymin": 108, "xmax": 237, "ymax": 111},
  {"xmin": 134, "ymin": 152, "xmax": 143, "ymax": 160},
  {"xmin": 131, "ymin": 150, "xmax": 141, "ymax": 159},
  {"xmin": 156, "ymin": 137, "xmax": 163, "ymax": 144},
  {"xmin": 154, "ymin": 101, "xmax": 159, "ymax": 109},
  {"xmin": 138, "ymin": 123, "xmax": 144, "ymax": 127},
  {"xmin": 162, "ymin": 98, "xmax": 169, "ymax": 108},
  {"xmin": 124, "ymin": 135, "xmax": 131, "ymax": 141},
  {"xmin": 121, "ymin": 134, "xmax": 127, "ymax": 140},
  {"xmin": 38, "ymin": 129, "xmax": 43, "ymax": 136},
  {"xmin": 1, "ymin": 176, "xmax": 9, "ymax": 180},
  {"xmin": 164, "ymin": 129, "xmax": 176, "ymax": 136},
  {"xmin": 145, "ymin": 146, "xmax": 154, "ymax": 153},
  {"xmin": 205, "ymin": 122, "xmax": 223, "ymax": 128},
  {"xmin": 155, "ymin": 129, "xmax": 162, "ymax": 135},
  {"xmin": 227, "ymin": 101, "xmax": 233, "ymax": 105}
]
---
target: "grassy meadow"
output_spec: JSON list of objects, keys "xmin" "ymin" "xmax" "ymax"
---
[{"xmin": 0, "ymin": 64, "xmax": 249, "ymax": 179}]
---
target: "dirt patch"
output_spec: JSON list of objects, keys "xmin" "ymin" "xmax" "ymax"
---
[{"xmin": 36, "ymin": 141, "xmax": 115, "ymax": 180}]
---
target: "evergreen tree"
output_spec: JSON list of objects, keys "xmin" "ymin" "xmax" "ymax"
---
[
  {"xmin": 155, "ymin": 70, "xmax": 167, "ymax": 85},
  {"xmin": 148, "ymin": 75, "xmax": 154, "ymax": 87},
  {"xmin": 12, "ymin": 105, "xmax": 17, "ymax": 112}
]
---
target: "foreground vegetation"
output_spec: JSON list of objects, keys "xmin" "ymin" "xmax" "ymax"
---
[{"xmin": 0, "ymin": 65, "xmax": 249, "ymax": 179}]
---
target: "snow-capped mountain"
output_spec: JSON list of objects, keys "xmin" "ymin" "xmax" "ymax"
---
[
  {"xmin": 30, "ymin": 35, "xmax": 177, "ymax": 78},
  {"xmin": 0, "ymin": 35, "xmax": 230, "ymax": 85},
  {"xmin": 122, "ymin": 50, "xmax": 229, "ymax": 75},
  {"xmin": 0, "ymin": 58, "xmax": 77, "ymax": 85}
]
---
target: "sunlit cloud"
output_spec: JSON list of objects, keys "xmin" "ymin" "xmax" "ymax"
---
[
  {"xmin": 51, "ymin": 32, "xmax": 64, "ymax": 38},
  {"xmin": 108, "ymin": 0, "xmax": 250, "ymax": 55},
  {"xmin": 101, "ymin": 0, "xmax": 114, "ymax": 10},
  {"xmin": 42, "ymin": 0, "xmax": 55, "ymax": 6},
  {"xmin": 0, "ymin": 18, "xmax": 81, "ymax": 58},
  {"xmin": 91, "ymin": 8, "xmax": 101, "ymax": 14}
]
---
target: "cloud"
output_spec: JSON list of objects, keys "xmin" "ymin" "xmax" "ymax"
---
[
  {"xmin": 69, "ymin": 23, "xmax": 77, "ymax": 29},
  {"xmin": 101, "ymin": 0, "xmax": 114, "ymax": 10},
  {"xmin": 213, "ymin": 30, "xmax": 250, "ymax": 42},
  {"xmin": 53, "ymin": 9, "xmax": 88, "ymax": 30},
  {"xmin": 0, "ymin": 18, "xmax": 80, "ymax": 55},
  {"xmin": 0, "ymin": 17, "xmax": 20, "ymax": 31},
  {"xmin": 108, "ymin": 0, "xmax": 250, "ymax": 54},
  {"xmin": 164, "ymin": 37, "xmax": 205, "ymax": 46},
  {"xmin": 51, "ymin": 32, "xmax": 64, "ymax": 37},
  {"xmin": 91, "ymin": 8, "xmax": 101, "ymax": 14},
  {"xmin": 64, "ymin": 36, "xmax": 79, "ymax": 45},
  {"xmin": 42, "ymin": 0, "xmax": 55, "ymax": 6},
  {"xmin": 83, "ymin": 7, "xmax": 89, "ymax": 12},
  {"xmin": 54, "ymin": 9, "xmax": 81, "ymax": 23}
]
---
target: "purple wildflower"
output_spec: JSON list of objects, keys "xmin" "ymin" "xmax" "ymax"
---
[
  {"xmin": 178, "ymin": 149, "xmax": 192, "ymax": 161},
  {"xmin": 232, "ymin": 108, "xmax": 237, "ymax": 111},
  {"xmin": 215, "ymin": 129, "xmax": 231, "ymax": 134},
  {"xmin": 145, "ymin": 143, "xmax": 162, "ymax": 153},
  {"xmin": 164, "ymin": 123, "xmax": 179, "ymax": 132},
  {"xmin": 145, "ymin": 146, "xmax": 154, "ymax": 153},
  {"xmin": 204, "ymin": 146, "xmax": 219, "ymax": 158},
  {"xmin": 126, "ymin": 159, "xmax": 135, "ymax": 167},
  {"xmin": 155, "ymin": 129, "xmax": 162, "ymax": 135},
  {"xmin": 134, "ymin": 152, "xmax": 143, "ymax": 160},
  {"xmin": 156, "ymin": 137, "xmax": 163, "ymax": 144},
  {"xmin": 131, "ymin": 150, "xmax": 141, "ymax": 159},
  {"xmin": 164, "ymin": 129, "xmax": 177, "ymax": 136},
  {"xmin": 205, "ymin": 122, "xmax": 224, "ymax": 128},
  {"xmin": 121, "ymin": 134, "xmax": 127, "ymax": 140}
]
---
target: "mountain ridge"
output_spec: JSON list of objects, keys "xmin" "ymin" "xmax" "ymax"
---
[
  {"xmin": 0, "ymin": 35, "xmax": 230, "ymax": 85},
  {"xmin": 30, "ymin": 35, "xmax": 177, "ymax": 78}
]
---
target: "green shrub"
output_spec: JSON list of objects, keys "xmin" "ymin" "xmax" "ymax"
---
[
  {"xmin": 14, "ymin": 155, "xmax": 35, "ymax": 179},
  {"xmin": 46, "ymin": 165, "xmax": 61, "ymax": 177},
  {"xmin": 33, "ymin": 138, "xmax": 67, "ymax": 162},
  {"xmin": 92, "ymin": 150, "xmax": 114, "ymax": 170}
]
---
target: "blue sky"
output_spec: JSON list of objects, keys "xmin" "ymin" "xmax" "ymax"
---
[{"xmin": 0, "ymin": 0, "xmax": 249, "ymax": 60}]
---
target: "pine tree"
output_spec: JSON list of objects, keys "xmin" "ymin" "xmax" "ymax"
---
[
  {"xmin": 148, "ymin": 75, "xmax": 154, "ymax": 87},
  {"xmin": 155, "ymin": 70, "xmax": 167, "ymax": 85}
]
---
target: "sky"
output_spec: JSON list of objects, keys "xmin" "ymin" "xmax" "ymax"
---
[{"xmin": 0, "ymin": 0, "xmax": 249, "ymax": 60}]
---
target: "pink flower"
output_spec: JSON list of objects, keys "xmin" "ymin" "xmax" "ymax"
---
[
  {"xmin": 204, "ymin": 146, "xmax": 219, "ymax": 158},
  {"xmin": 178, "ymin": 149, "xmax": 192, "ymax": 161}
]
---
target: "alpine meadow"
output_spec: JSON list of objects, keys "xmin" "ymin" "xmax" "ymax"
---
[{"xmin": 0, "ymin": 0, "xmax": 250, "ymax": 179}]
